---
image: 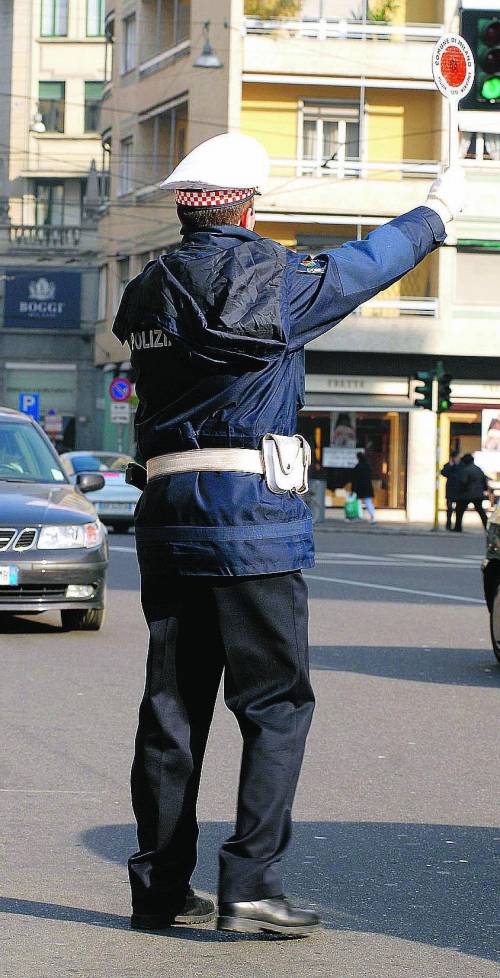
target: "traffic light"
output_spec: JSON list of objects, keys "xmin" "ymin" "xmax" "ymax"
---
[
  {"xmin": 461, "ymin": 9, "xmax": 500, "ymax": 110},
  {"xmin": 437, "ymin": 372, "xmax": 453, "ymax": 413},
  {"xmin": 414, "ymin": 371, "xmax": 433, "ymax": 411}
]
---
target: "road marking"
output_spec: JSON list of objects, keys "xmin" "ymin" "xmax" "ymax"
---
[
  {"xmin": 389, "ymin": 552, "xmax": 481, "ymax": 564},
  {"xmin": 109, "ymin": 546, "xmax": 136, "ymax": 553},
  {"xmin": 304, "ymin": 573, "xmax": 484, "ymax": 603},
  {"xmin": 315, "ymin": 558, "xmax": 476, "ymax": 569}
]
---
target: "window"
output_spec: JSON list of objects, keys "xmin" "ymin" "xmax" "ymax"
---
[
  {"xmin": 40, "ymin": 0, "xmax": 68, "ymax": 36},
  {"xmin": 116, "ymin": 257, "xmax": 130, "ymax": 312},
  {"xmin": 460, "ymin": 131, "xmax": 500, "ymax": 162},
  {"xmin": 301, "ymin": 101, "xmax": 360, "ymax": 177},
  {"xmin": 140, "ymin": 0, "xmax": 190, "ymax": 62},
  {"xmin": 87, "ymin": 0, "xmax": 105, "ymax": 36},
  {"xmin": 119, "ymin": 138, "xmax": 133, "ymax": 195},
  {"xmin": 35, "ymin": 182, "xmax": 65, "ymax": 225},
  {"xmin": 121, "ymin": 15, "xmax": 137, "ymax": 72},
  {"xmin": 456, "ymin": 251, "xmax": 500, "ymax": 306},
  {"xmin": 38, "ymin": 81, "xmax": 65, "ymax": 133},
  {"xmin": 139, "ymin": 101, "xmax": 187, "ymax": 187},
  {"xmin": 84, "ymin": 82, "xmax": 103, "ymax": 131},
  {"xmin": 98, "ymin": 266, "xmax": 108, "ymax": 320}
]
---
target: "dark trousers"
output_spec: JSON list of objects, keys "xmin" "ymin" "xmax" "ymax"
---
[
  {"xmin": 454, "ymin": 497, "xmax": 488, "ymax": 532},
  {"xmin": 128, "ymin": 564, "xmax": 315, "ymax": 912},
  {"xmin": 446, "ymin": 498, "xmax": 455, "ymax": 530}
]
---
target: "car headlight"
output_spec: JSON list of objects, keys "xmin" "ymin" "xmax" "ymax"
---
[{"xmin": 38, "ymin": 521, "xmax": 103, "ymax": 550}]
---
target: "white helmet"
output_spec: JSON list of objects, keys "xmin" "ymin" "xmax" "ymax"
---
[{"xmin": 160, "ymin": 132, "xmax": 269, "ymax": 195}]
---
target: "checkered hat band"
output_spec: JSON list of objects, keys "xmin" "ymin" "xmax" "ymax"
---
[{"xmin": 175, "ymin": 188, "xmax": 254, "ymax": 208}]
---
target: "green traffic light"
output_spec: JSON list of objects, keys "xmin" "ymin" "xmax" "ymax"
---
[{"xmin": 481, "ymin": 77, "xmax": 500, "ymax": 101}]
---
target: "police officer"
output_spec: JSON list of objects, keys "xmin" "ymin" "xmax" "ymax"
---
[{"xmin": 113, "ymin": 133, "xmax": 464, "ymax": 936}]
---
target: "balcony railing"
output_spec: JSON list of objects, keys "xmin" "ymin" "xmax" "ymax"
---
[
  {"xmin": 245, "ymin": 17, "xmax": 444, "ymax": 42},
  {"xmin": 9, "ymin": 225, "xmax": 82, "ymax": 249},
  {"xmin": 270, "ymin": 158, "xmax": 440, "ymax": 179}
]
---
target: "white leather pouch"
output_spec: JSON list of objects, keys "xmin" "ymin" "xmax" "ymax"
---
[{"xmin": 261, "ymin": 433, "xmax": 311, "ymax": 494}]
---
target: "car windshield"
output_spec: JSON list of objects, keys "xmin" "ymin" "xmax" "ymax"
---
[
  {"xmin": 70, "ymin": 453, "xmax": 132, "ymax": 474},
  {"xmin": 0, "ymin": 420, "xmax": 66, "ymax": 483}
]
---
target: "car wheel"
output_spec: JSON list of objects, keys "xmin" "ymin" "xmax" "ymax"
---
[
  {"xmin": 490, "ymin": 583, "xmax": 500, "ymax": 665},
  {"xmin": 61, "ymin": 608, "xmax": 105, "ymax": 631}
]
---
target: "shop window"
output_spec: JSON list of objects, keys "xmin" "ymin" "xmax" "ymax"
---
[
  {"xmin": 38, "ymin": 81, "xmax": 65, "ymax": 133},
  {"xmin": 87, "ymin": 0, "xmax": 105, "ymax": 36},
  {"xmin": 121, "ymin": 15, "xmax": 137, "ymax": 73},
  {"xmin": 35, "ymin": 182, "xmax": 65, "ymax": 226},
  {"xmin": 41, "ymin": 0, "xmax": 68, "ymax": 36},
  {"xmin": 119, "ymin": 137, "xmax": 134, "ymax": 195},
  {"xmin": 298, "ymin": 409, "xmax": 408, "ymax": 509},
  {"xmin": 301, "ymin": 100, "xmax": 360, "ymax": 175}
]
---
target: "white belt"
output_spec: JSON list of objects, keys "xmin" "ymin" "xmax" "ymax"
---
[
  {"xmin": 146, "ymin": 434, "xmax": 310, "ymax": 494},
  {"xmin": 147, "ymin": 448, "xmax": 264, "ymax": 481}
]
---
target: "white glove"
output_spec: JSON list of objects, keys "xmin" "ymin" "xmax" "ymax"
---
[{"xmin": 426, "ymin": 166, "xmax": 466, "ymax": 224}]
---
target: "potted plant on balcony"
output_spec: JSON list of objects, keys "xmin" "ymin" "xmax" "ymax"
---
[{"xmin": 245, "ymin": 0, "xmax": 302, "ymax": 36}]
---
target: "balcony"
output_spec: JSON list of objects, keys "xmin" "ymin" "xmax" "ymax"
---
[
  {"xmin": 259, "ymin": 163, "xmax": 439, "ymax": 221},
  {"xmin": 6, "ymin": 225, "xmax": 98, "ymax": 253},
  {"xmin": 243, "ymin": 9, "xmax": 442, "ymax": 84},
  {"xmin": 245, "ymin": 17, "xmax": 443, "ymax": 43}
]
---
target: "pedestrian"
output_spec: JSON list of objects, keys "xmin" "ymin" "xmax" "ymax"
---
[
  {"xmin": 440, "ymin": 449, "xmax": 462, "ymax": 530},
  {"xmin": 112, "ymin": 132, "xmax": 463, "ymax": 936},
  {"xmin": 454, "ymin": 453, "xmax": 490, "ymax": 532},
  {"xmin": 351, "ymin": 451, "xmax": 376, "ymax": 524}
]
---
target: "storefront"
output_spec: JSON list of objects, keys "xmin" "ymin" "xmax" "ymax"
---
[
  {"xmin": 299, "ymin": 375, "xmax": 411, "ymax": 512},
  {"xmin": 300, "ymin": 374, "xmax": 500, "ymax": 520}
]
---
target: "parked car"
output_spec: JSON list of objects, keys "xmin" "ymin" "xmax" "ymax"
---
[
  {"xmin": 0, "ymin": 407, "xmax": 108, "ymax": 630},
  {"xmin": 482, "ymin": 500, "xmax": 500, "ymax": 664},
  {"xmin": 60, "ymin": 451, "xmax": 141, "ymax": 532}
]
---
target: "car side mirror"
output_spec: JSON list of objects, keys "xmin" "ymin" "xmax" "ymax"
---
[{"xmin": 76, "ymin": 472, "xmax": 105, "ymax": 493}]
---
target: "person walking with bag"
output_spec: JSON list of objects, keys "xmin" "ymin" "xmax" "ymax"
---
[
  {"xmin": 113, "ymin": 132, "xmax": 464, "ymax": 936},
  {"xmin": 454, "ymin": 453, "xmax": 490, "ymax": 532},
  {"xmin": 351, "ymin": 451, "xmax": 376, "ymax": 524}
]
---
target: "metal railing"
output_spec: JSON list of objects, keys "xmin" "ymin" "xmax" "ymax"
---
[
  {"xmin": 9, "ymin": 225, "xmax": 82, "ymax": 249},
  {"xmin": 270, "ymin": 158, "xmax": 440, "ymax": 179},
  {"xmin": 245, "ymin": 17, "xmax": 444, "ymax": 42}
]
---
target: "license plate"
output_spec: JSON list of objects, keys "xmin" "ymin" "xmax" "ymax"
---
[
  {"xmin": 97, "ymin": 502, "xmax": 134, "ymax": 514},
  {"xmin": 0, "ymin": 566, "xmax": 19, "ymax": 586}
]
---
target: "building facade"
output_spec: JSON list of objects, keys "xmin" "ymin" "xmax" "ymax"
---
[
  {"xmin": 0, "ymin": 0, "xmax": 106, "ymax": 450},
  {"xmin": 98, "ymin": 0, "xmax": 500, "ymax": 518}
]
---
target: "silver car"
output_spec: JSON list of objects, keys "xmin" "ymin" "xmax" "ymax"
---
[{"xmin": 61, "ymin": 452, "xmax": 141, "ymax": 532}]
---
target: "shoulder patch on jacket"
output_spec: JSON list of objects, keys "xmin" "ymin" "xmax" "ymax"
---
[{"xmin": 296, "ymin": 257, "xmax": 326, "ymax": 275}]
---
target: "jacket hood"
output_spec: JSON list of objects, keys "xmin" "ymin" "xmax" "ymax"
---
[{"xmin": 112, "ymin": 227, "xmax": 288, "ymax": 370}]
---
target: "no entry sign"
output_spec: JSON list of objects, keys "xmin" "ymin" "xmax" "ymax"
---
[{"xmin": 432, "ymin": 34, "xmax": 474, "ymax": 100}]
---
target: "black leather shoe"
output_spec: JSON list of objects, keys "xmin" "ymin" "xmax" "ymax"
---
[
  {"xmin": 217, "ymin": 896, "xmax": 320, "ymax": 936},
  {"xmin": 131, "ymin": 888, "xmax": 216, "ymax": 930}
]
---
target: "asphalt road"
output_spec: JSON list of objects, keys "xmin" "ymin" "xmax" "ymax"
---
[{"xmin": 1, "ymin": 526, "xmax": 498, "ymax": 978}]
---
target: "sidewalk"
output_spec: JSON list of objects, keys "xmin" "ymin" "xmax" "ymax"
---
[{"xmin": 316, "ymin": 517, "xmax": 486, "ymax": 536}]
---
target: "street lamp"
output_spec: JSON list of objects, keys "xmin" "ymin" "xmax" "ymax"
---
[{"xmin": 193, "ymin": 21, "xmax": 223, "ymax": 69}]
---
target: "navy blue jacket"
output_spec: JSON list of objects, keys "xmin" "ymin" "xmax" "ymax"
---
[{"xmin": 113, "ymin": 206, "xmax": 445, "ymax": 575}]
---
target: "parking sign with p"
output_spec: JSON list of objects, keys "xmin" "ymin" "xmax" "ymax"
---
[{"xmin": 19, "ymin": 392, "xmax": 40, "ymax": 421}]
